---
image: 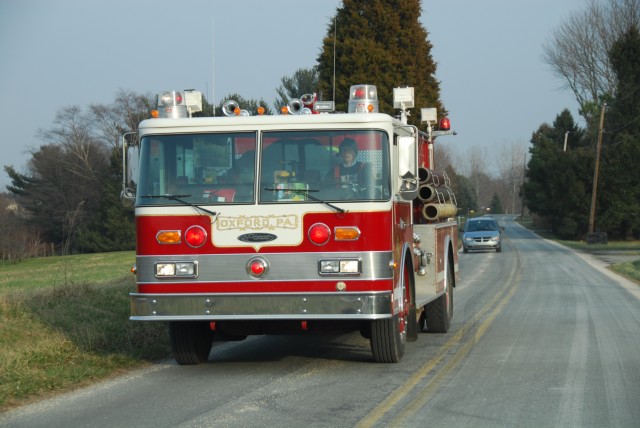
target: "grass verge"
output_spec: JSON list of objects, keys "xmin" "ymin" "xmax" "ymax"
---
[
  {"xmin": 609, "ymin": 259, "xmax": 640, "ymax": 284},
  {"xmin": 0, "ymin": 252, "xmax": 171, "ymax": 411}
]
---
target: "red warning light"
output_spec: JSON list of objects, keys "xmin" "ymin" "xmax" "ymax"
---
[{"xmin": 309, "ymin": 223, "xmax": 331, "ymax": 245}]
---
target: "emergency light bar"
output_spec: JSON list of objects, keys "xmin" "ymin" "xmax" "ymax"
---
[
  {"xmin": 348, "ymin": 84, "xmax": 379, "ymax": 113},
  {"xmin": 153, "ymin": 90, "xmax": 203, "ymax": 118}
]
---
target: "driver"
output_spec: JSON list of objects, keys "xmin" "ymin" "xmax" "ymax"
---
[{"xmin": 330, "ymin": 138, "xmax": 373, "ymax": 191}]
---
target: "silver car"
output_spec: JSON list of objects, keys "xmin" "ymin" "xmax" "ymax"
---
[{"xmin": 462, "ymin": 216, "xmax": 504, "ymax": 253}]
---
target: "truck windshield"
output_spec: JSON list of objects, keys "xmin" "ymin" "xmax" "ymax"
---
[
  {"xmin": 135, "ymin": 129, "xmax": 390, "ymax": 206},
  {"xmin": 136, "ymin": 132, "xmax": 257, "ymax": 205},
  {"xmin": 259, "ymin": 130, "xmax": 390, "ymax": 203}
]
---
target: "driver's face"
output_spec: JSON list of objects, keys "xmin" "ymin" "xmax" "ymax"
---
[{"xmin": 341, "ymin": 149, "xmax": 355, "ymax": 164}]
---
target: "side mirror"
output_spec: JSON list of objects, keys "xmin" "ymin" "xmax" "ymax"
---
[
  {"xmin": 121, "ymin": 132, "xmax": 139, "ymax": 207},
  {"xmin": 121, "ymin": 189, "xmax": 136, "ymax": 208},
  {"xmin": 398, "ymin": 135, "xmax": 418, "ymax": 200}
]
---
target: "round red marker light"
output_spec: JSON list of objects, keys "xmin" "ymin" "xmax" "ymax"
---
[
  {"xmin": 185, "ymin": 225, "xmax": 207, "ymax": 248},
  {"xmin": 246, "ymin": 257, "xmax": 269, "ymax": 278},
  {"xmin": 250, "ymin": 260, "xmax": 265, "ymax": 275},
  {"xmin": 308, "ymin": 223, "xmax": 331, "ymax": 245},
  {"xmin": 354, "ymin": 87, "xmax": 366, "ymax": 99}
]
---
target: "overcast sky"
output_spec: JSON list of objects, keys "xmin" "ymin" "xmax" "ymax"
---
[{"xmin": 0, "ymin": 0, "xmax": 587, "ymax": 190}]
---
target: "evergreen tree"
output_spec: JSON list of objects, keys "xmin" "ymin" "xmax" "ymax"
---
[
  {"xmin": 274, "ymin": 67, "xmax": 319, "ymax": 111},
  {"xmin": 598, "ymin": 25, "xmax": 640, "ymax": 238},
  {"xmin": 489, "ymin": 193, "xmax": 503, "ymax": 214},
  {"xmin": 524, "ymin": 112, "xmax": 592, "ymax": 239},
  {"xmin": 316, "ymin": 0, "xmax": 444, "ymax": 130},
  {"xmin": 75, "ymin": 149, "xmax": 135, "ymax": 253}
]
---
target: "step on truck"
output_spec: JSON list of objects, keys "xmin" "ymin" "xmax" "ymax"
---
[{"xmin": 122, "ymin": 84, "xmax": 459, "ymax": 364}]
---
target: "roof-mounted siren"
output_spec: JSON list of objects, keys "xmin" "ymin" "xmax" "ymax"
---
[
  {"xmin": 393, "ymin": 86, "xmax": 414, "ymax": 124},
  {"xmin": 348, "ymin": 84, "xmax": 379, "ymax": 113},
  {"xmin": 153, "ymin": 90, "xmax": 202, "ymax": 118}
]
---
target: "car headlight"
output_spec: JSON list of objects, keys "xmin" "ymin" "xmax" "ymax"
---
[{"xmin": 491, "ymin": 236, "xmax": 500, "ymax": 242}]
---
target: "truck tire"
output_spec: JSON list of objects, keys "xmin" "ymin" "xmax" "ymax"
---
[
  {"xmin": 370, "ymin": 273, "xmax": 407, "ymax": 363},
  {"xmin": 169, "ymin": 321, "xmax": 213, "ymax": 365},
  {"xmin": 404, "ymin": 261, "xmax": 419, "ymax": 342},
  {"xmin": 424, "ymin": 263, "xmax": 454, "ymax": 333}
]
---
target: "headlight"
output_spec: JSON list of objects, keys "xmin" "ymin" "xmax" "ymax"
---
[
  {"xmin": 319, "ymin": 258, "xmax": 361, "ymax": 275},
  {"xmin": 491, "ymin": 236, "xmax": 500, "ymax": 242},
  {"xmin": 155, "ymin": 261, "xmax": 197, "ymax": 278}
]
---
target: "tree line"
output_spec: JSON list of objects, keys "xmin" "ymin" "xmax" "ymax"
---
[
  {"xmin": 2, "ymin": 0, "xmax": 638, "ymax": 261},
  {"xmin": 530, "ymin": 0, "xmax": 640, "ymax": 239}
]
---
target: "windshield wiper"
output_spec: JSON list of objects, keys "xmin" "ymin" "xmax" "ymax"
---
[
  {"xmin": 140, "ymin": 194, "xmax": 217, "ymax": 216},
  {"xmin": 264, "ymin": 188, "xmax": 347, "ymax": 214}
]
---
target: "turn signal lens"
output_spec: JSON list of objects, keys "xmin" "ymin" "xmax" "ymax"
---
[
  {"xmin": 156, "ymin": 230, "xmax": 181, "ymax": 244},
  {"xmin": 335, "ymin": 227, "xmax": 360, "ymax": 241},
  {"xmin": 309, "ymin": 223, "xmax": 331, "ymax": 245},
  {"xmin": 185, "ymin": 225, "xmax": 207, "ymax": 248}
]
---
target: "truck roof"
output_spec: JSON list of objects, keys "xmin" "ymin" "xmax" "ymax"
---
[{"xmin": 139, "ymin": 112, "xmax": 405, "ymax": 134}]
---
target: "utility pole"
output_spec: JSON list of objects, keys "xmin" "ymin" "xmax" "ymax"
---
[{"xmin": 588, "ymin": 103, "xmax": 606, "ymax": 235}]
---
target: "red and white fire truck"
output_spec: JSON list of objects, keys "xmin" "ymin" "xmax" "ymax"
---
[{"xmin": 122, "ymin": 84, "xmax": 458, "ymax": 364}]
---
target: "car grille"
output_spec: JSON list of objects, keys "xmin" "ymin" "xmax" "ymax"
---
[{"xmin": 473, "ymin": 237, "xmax": 492, "ymax": 242}]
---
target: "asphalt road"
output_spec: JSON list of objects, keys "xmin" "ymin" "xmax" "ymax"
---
[{"xmin": 2, "ymin": 217, "xmax": 639, "ymax": 427}]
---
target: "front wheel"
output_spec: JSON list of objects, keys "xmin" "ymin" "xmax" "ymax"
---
[
  {"xmin": 370, "ymin": 272, "xmax": 407, "ymax": 363},
  {"xmin": 169, "ymin": 321, "xmax": 213, "ymax": 365},
  {"xmin": 370, "ymin": 313, "xmax": 405, "ymax": 363}
]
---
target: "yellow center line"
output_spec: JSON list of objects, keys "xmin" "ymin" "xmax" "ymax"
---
[
  {"xmin": 357, "ymin": 250, "xmax": 522, "ymax": 428},
  {"xmin": 390, "ymin": 280, "xmax": 520, "ymax": 426}
]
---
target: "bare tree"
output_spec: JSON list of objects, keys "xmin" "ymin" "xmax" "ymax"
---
[
  {"xmin": 458, "ymin": 145, "xmax": 493, "ymax": 210},
  {"xmin": 543, "ymin": 0, "xmax": 640, "ymax": 123},
  {"xmin": 433, "ymin": 142, "xmax": 454, "ymax": 172},
  {"xmin": 496, "ymin": 142, "xmax": 528, "ymax": 214},
  {"xmin": 90, "ymin": 90, "xmax": 154, "ymax": 150}
]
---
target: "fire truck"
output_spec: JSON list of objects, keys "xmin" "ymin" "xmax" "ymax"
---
[{"xmin": 121, "ymin": 84, "xmax": 458, "ymax": 364}]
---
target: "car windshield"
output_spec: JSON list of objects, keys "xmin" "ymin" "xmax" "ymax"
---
[{"xmin": 466, "ymin": 220, "xmax": 498, "ymax": 232}]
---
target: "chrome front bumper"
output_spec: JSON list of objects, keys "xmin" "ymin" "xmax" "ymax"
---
[{"xmin": 130, "ymin": 292, "xmax": 392, "ymax": 321}]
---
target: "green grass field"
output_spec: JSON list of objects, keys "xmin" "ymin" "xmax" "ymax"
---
[{"xmin": 0, "ymin": 252, "xmax": 170, "ymax": 411}]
